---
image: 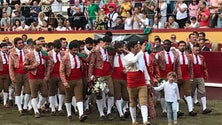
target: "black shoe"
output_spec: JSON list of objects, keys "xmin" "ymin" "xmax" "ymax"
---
[
  {"xmin": 67, "ymin": 115, "xmax": 73, "ymax": 121},
  {"xmin": 177, "ymin": 111, "xmax": 184, "ymax": 118},
  {"xmin": 79, "ymin": 114, "xmax": 87, "ymax": 122},
  {"xmin": 194, "ymin": 102, "xmax": 201, "ymax": 106},
  {"xmin": 124, "ymin": 110, "xmax": 130, "ymax": 118},
  {"xmin": 161, "ymin": 112, "xmax": 167, "ymax": 117},
  {"xmin": 50, "ymin": 111, "xmax": 56, "ymax": 116},
  {"xmin": 119, "ymin": 115, "xmax": 125, "ymax": 121},
  {"xmin": 100, "ymin": 115, "xmax": 105, "ymax": 121},
  {"xmin": 189, "ymin": 111, "xmax": 197, "ymax": 116},
  {"xmin": 106, "ymin": 113, "xmax": 114, "ymax": 121},
  {"xmin": 57, "ymin": 110, "xmax": 65, "ymax": 116},
  {"xmin": 202, "ymin": 108, "xmax": 212, "ymax": 114}
]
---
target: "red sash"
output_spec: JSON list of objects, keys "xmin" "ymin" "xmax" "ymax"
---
[
  {"xmin": 127, "ymin": 71, "xmax": 146, "ymax": 88},
  {"xmin": 180, "ymin": 64, "xmax": 189, "ymax": 80},
  {"xmin": 193, "ymin": 64, "xmax": 202, "ymax": 78},
  {"xmin": 51, "ymin": 62, "xmax": 60, "ymax": 77},
  {"xmin": 112, "ymin": 67, "xmax": 126, "ymax": 80},
  {"xmin": 66, "ymin": 68, "xmax": 82, "ymax": 80},
  {"xmin": 29, "ymin": 64, "xmax": 45, "ymax": 79},
  {"xmin": 0, "ymin": 64, "xmax": 9, "ymax": 75},
  {"xmin": 160, "ymin": 64, "xmax": 173, "ymax": 78},
  {"xmin": 94, "ymin": 61, "xmax": 111, "ymax": 77},
  {"xmin": 14, "ymin": 61, "xmax": 27, "ymax": 74}
]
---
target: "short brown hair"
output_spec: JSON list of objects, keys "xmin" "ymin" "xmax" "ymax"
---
[{"xmin": 167, "ymin": 72, "xmax": 177, "ymax": 79}]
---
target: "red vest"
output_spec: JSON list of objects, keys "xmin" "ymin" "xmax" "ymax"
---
[
  {"xmin": 66, "ymin": 68, "xmax": 82, "ymax": 80},
  {"xmin": 193, "ymin": 64, "xmax": 202, "ymax": 78},
  {"xmin": 94, "ymin": 61, "xmax": 111, "ymax": 77},
  {"xmin": 127, "ymin": 71, "xmax": 146, "ymax": 88},
  {"xmin": 160, "ymin": 64, "xmax": 173, "ymax": 78},
  {"xmin": 29, "ymin": 64, "xmax": 45, "ymax": 79},
  {"xmin": 112, "ymin": 67, "xmax": 126, "ymax": 80},
  {"xmin": 14, "ymin": 61, "xmax": 27, "ymax": 74},
  {"xmin": 180, "ymin": 64, "xmax": 189, "ymax": 80},
  {"xmin": 51, "ymin": 62, "xmax": 60, "ymax": 77},
  {"xmin": 0, "ymin": 64, "xmax": 9, "ymax": 75}
]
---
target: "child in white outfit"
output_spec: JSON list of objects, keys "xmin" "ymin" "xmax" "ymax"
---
[{"xmin": 154, "ymin": 72, "xmax": 180, "ymax": 125}]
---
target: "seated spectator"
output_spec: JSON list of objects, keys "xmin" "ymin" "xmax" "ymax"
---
[
  {"xmin": 21, "ymin": 2, "xmax": 31, "ymax": 25},
  {"xmin": 114, "ymin": 16, "xmax": 124, "ymax": 29},
  {"xmin": 197, "ymin": 1, "xmax": 210, "ymax": 28},
  {"xmin": 124, "ymin": 10, "xmax": 133, "ymax": 30},
  {"xmin": 152, "ymin": 16, "xmax": 161, "ymax": 29},
  {"xmin": 39, "ymin": 19, "xmax": 49, "ymax": 31},
  {"xmin": 10, "ymin": 0, "xmax": 20, "ymax": 9},
  {"xmin": 2, "ymin": 2, "xmax": 12, "ymax": 17},
  {"xmin": 95, "ymin": 8, "xmax": 107, "ymax": 30},
  {"xmin": 64, "ymin": 19, "xmax": 72, "ymax": 31},
  {"xmin": 198, "ymin": 39, "xmax": 210, "ymax": 51},
  {"xmin": 72, "ymin": 6, "xmax": 87, "ymax": 30},
  {"xmin": 38, "ymin": 12, "xmax": 47, "ymax": 27},
  {"xmin": 16, "ymin": 21, "xmax": 30, "ymax": 31},
  {"xmin": 164, "ymin": 16, "xmax": 179, "ymax": 29},
  {"xmin": 55, "ymin": 21, "xmax": 66, "ymax": 31},
  {"xmin": 12, "ymin": 19, "xmax": 21, "ymax": 31},
  {"xmin": 0, "ymin": 12, "xmax": 11, "ymax": 31},
  {"xmin": 216, "ymin": 3, "xmax": 222, "ymax": 28},
  {"xmin": 30, "ymin": 0, "xmax": 41, "ymax": 21},
  {"xmin": 184, "ymin": 20, "xmax": 191, "ymax": 28},
  {"xmin": 139, "ymin": 11, "xmax": 149, "ymax": 29},
  {"xmin": 190, "ymin": 16, "xmax": 200, "ymax": 28},
  {"xmin": 29, "ymin": 20, "xmax": 40, "ymax": 31},
  {"xmin": 11, "ymin": 4, "xmax": 20, "ymax": 18},
  {"xmin": 47, "ymin": 12, "xmax": 58, "ymax": 29}
]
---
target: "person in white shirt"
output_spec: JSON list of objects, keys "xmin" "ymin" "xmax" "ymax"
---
[
  {"xmin": 173, "ymin": 0, "xmax": 188, "ymax": 28},
  {"xmin": 139, "ymin": 11, "xmax": 149, "ymax": 29},
  {"xmin": 154, "ymin": 72, "xmax": 180, "ymax": 125}
]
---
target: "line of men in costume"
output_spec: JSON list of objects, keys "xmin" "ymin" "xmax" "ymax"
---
[{"xmin": 0, "ymin": 32, "xmax": 211, "ymax": 125}]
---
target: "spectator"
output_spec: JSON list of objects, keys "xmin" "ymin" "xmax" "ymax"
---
[
  {"xmin": 95, "ymin": 0, "xmax": 104, "ymax": 8},
  {"xmin": 106, "ymin": 5, "xmax": 118, "ymax": 30},
  {"xmin": 21, "ymin": 3, "xmax": 31, "ymax": 25},
  {"xmin": 198, "ymin": 39, "xmax": 210, "ymax": 51},
  {"xmin": 39, "ymin": 19, "xmax": 49, "ymax": 31},
  {"xmin": 51, "ymin": 0, "xmax": 63, "ymax": 16},
  {"xmin": 29, "ymin": 20, "xmax": 40, "ymax": 31},
  {"xmin": 70, "ymin": 0, "xmax": 84, "ymax": 15},
  {"xmin": 72, "ymin": 6, "xmax": 87, "ymax": 30},
  {"xmin": 153, "ymin": 37, "xmax": 163, "ymax": 53},
  {"xmin": 124, "ymin": 10, "xmax": 133, "ymax": 30},
  {"xmin": 132, "ymin": 7, "xmax": 142, "ymax": 30},
  {"xmin": 190, "ymin": 16, "xmax": 200, "ymax": 28},
  {"xmin": 87, "ymin": 0, "xmax": 100, "ymax": 30},
  {"xmin": 142, "ymin": 0, "xmax": 155, "ymax": 27},
  {"xmin": 119, "ymin": 0, "xmax": 132, "ymax": 18},
  {"xmin": 152, "ymin": 16, "xmax": 161, "ymax": 29},
  {"xmin": 47, "ymin": 12, "xmax": 58, "ymax": 29},
  {"xmin": 55, "ymin": 20, "xmax": 66, "ymax": 31},
  {"xmin": 174, "ymin": 0, "xmax": 188, "ymax": 28},
  {"xmin": 184, "ymin": 20, "xmax": 191, "ymax": 28},
  {"xmin": 11, "ymin": 10, "xmax": 26, "ymax": 26},
  {"xmin": 39, "ymin": 0, "xmax": 54, "ymax": 16},
  {"xmin": 215, "ymin": 3, "xmax": 222, "ymax": 28},
  {"xmin": 16, "ymin": 21, "xmax": 30, "ymax": 31},
  {"xmin": 64, "ymin": 19, "xmax": 72, "ymax": 30},
  {"xmin": 157, "ymin": 0, "xmax": 167, "ymax": 29},
  {"xmin": 188, "ymin": 0, "xmax": 199, "ymax": 19},
  {"xmin": 101, "ymin": 0, "xmax": 117, "ymax": 15},
  {"xmin": 208, "ymin": 0, "xmax": 220, "ymax": 28},
  {"xmin": 187, "ymin": 33, "xmax": 197, "ymax": 53},
  {"xmin": 2, "ymin": 2, "xmax": 12, "ymax": 17},
  {"xmin": 198, "ymin": 32, "xmax": 206, "ymax": 40},
  {"xmin": 95, "ymin": 8, "xmax": 107, "ymax": 30},
  {"xmin": 11, "ymin": 4, "xmax": 21, "ymax": 18},
  {"xmin": 197, "ymin": 1, "xmax": 210, "ymax": 28},
  {"xmin": 38, "ymin": 12, "xmax": 46, "ymax": 27},
  {"xmin": 0, "ymin": 12, "xmax": 11, "ymax": 31},
  {"xmin": 10, "ymin": 0, "xmax": 20, "ymax": 9},
  {"xmin": 170, "ymin": 34, "xmax": 179, "ymax": 48},
  {"xmin": 12, "ymin": 19, "xmax": 21, "ymax": 31},
  {"xmin": 30, "ymin": 0, "xmax": 42, "ymax": 22},
  {"xmin": 139, "ymin": 11, "xmax": 149, "ymax": 29},
  {"xmin": 164, "ymin": 16, "xmax": 179, "ymax": 29},
  {"xmin": 114, "ymin": 16, "xmax": 124, "ymax": 29}
]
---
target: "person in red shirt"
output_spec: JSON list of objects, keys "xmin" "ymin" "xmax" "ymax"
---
[
  {"xmin": 0, "ymin": 42, "xmax": 10, "ymax": 108},
  {"xmin": 9, "ymin": 37, "xmax": 30, "ymax": 115},
  {"xmin": 190, "ymin": 44, "xmax": 212, "ymax": 114},
  {"xmin": 60, "ymin": 40, "xmax": 87, "ymax": 122},
  {"xmin": 197, "ymin": 1, "xmax": 210, "ymax": 28}
]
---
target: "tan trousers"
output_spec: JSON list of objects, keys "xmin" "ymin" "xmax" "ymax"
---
[
  {"xmin": 177, "ymin": 79, "xmax": 192, "ymax": 96},
  {"xmin": 113, "ymin": 79, "xmax": 129, "ymax": 101},
  {"xmin": 29, "ymin": 79, "xmax": 48, "ymax": 98},
  {"xmin": 127, "ymin": 86, "xmax": 147, "ymax": 107},
  {"xmin": 99, "ymin": 75, "xmax": 114, "ymax": 97},
  {"xmin": 65, "ymin": 79, "xmax": 83, "ymax": 103},
  {"xmin": 192, "ymin": 78, "xmax": 206, "ymax": 97},
  {"xmin": 48, "ymin": 77, "xmax": 65, "ymax": 96},
  {"xmin": 14, "ymin": 74, "xmax": 30, "ymax": 96},
  {"xmin": 0, "ymin": 74, "xmax": 10, "ymax": 92}
]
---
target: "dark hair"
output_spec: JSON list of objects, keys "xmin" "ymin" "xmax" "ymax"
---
[
  {"xmin": 78, "ymin": 40, "xmax": 85, "ymax": 46},
  {"xmin": 193, "ymin": 43, "xmax": 200, "ymax": 48},
  {"xmin": 0, "ymin": 43, "xmax": 7, "ymax": 48},
  {"xmin": 93, "ymin": 39, "xmax": 99, "ymax": 45},
  {"xmin": 22, "ymin": 34, "xmax": 28, "ymax": 38},
  {"xmin": 163, "ymin": 39, "xmax": 172, "ymax": 44},
  {"xmin": 190, "ymin": 16, "xmax": 196, "ymax": 21},
  {"xmin": 102, "ymin": 36, "xmax": 112, "ymax": 43},
  {"xmin": 155, "ymin": 37, "xmax": 161, "ymax": 43},
  {"xmin": 14, "ymin": 37, "xmax": 23, "ymax": 45},
  {"xmin": 178, "ymin": 41, "xmax": 187, "ymax": 46},
  {"xmin": 189, "ymin": 33, "xmax": 195, "ymax": 38},
  {"xmin": 33, "ymin": 40, "xmax": 38, "ymax": 45},
  {"xmin": 85, "ymin": 37, "xmax": 93, "ymax": 44},
  {"xmin": 69, "ymin": 40, "xmax": 79, "ymax": 50},
  {"xmin": 53, "ymin": 39, "xmax": 62, "ymax": 49},
  {"xmin": 167, "ymin": 72, "xmax": 177, "ymax": 79},
  {"xmin": 27, "ymin": 38, "xmax": 34, "ymax": 45},
  {"xmin": 105, "ymin": 31, "xmax": 113, "ymax": 37},
  {"xmin": 60, "ymin": 37, "xmax": 66, "ymax": 41},
  {"xmin": 37, "ymin": 37, "xmax": 45, "ymax": 40},
  {"xmin": 127, "ymin": 41, "xmax": 138, "ymax": 51},
  {"xmin": 114, "ymin": 41, "xmax": 124, "ymax": 49},
  {"xmin": 199, "ymin": 32, "xmax": 206, "ymax": 37},
  {"xmin": 47, "ymin": 42, "xmax": 53, "ymax": 48}
]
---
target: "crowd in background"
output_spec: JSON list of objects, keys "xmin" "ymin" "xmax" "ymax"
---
[{"xmin": 0, "ymin": 0, "xmax": 222, "ymax": 31}]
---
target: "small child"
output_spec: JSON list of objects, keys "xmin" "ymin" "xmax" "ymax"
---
[{"xmin": 153, "ymin": 72, "xmax": 180, "ymax": 125}]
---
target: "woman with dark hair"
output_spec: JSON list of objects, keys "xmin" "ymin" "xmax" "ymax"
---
[{"xmin": 47, "ymin": 12, "xmax": 58, "ymax": 29}]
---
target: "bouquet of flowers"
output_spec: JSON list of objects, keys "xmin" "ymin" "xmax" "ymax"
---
[{"xmin": 87, "ymin": 77, "xmax": 109, "ymax": 99}]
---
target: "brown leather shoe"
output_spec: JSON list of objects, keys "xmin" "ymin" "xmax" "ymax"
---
[
  {"xmin": 67, "ymin": 115, "xmax": 73, "ymax": 121},
  {"xmin": 202, "ymin": 108, "xmax": 212, "ymax": 114},
  {"xmin": 79, "ymin": 114, "xmax": 87, "ymax": 122}
]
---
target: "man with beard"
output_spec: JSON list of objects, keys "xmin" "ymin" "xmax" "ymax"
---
[
  {"xmin": 177, "ymin": 41, "xmax": 197, "ymax": 116},
  {"xmin": 72, "ymin": 6, "xmax": 87, "ymax": 30},
  {"xmin": 9, "ymin": 37, "xmax": 30, "ymax": 115},
  {"xmin": 155, "ymin": 39, "xmax": 181, "ymax": 117}
]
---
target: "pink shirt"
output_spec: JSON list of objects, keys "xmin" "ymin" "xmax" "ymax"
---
[{"xmin": 189, "ymin": 4, "xmax": 199, "ymax": 18}]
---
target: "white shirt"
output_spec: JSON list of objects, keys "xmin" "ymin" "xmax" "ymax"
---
[
  {"xmin": 176, "ymin": 3, "xmax": 188, "ymax": 20},
  {"xmin": 154, "ymin": 81, "xmax": 180, "ymax": 102},
  {"xmin": 100, "ymin": 47, "xmax": 108, "ymax": 61},
  {"xmin": 160, "ymin": 2, "xmax": 167, "ymax": 17},
  {"xmin": 1, "ymin": 51, "xmax": 8, "ymax": 64},
  {"xmin": 56, "ymin": 26, "xmax": 66, "ymax": 31},
  {"xmin": 69, "ymin": 52, "xmax": 80, "ymax": 69},
  {"xmin": 34, "ymin": 50, "xmax": 45, "ymax": 64},
  {"xmin": 124, "ymin": 17, "xmax": 133, "ymax": 30},
  {"xmin": 138, "ymin": 52, "xmax": 151, "ymax": 84},
  {"xmin": 178, "ymin": 51, "xmax": 188, "ymax": 65},
  {"xmin": 52, "ymin": 49, "xmax": 61, "ymax": 63},
  {"xmin": 155, "ymin": 50, "xmax": 174, "ymax": 64},
  {"xmin": 15, "ymin": 48, "xmax": 24, "ymax": 61},
  {"xmin": 140, "ymin": 18, "xmax": 149, "ymax": 29},
  {"xmin": 193, "ymin": 54, "xmax": 201, "ymax": 65},
  {"xmin": 113, "ymin": 53, "xmax": 125, "ymax": 67},
  {"xmin": 123, "ymin": 51, "xmax": 144, "ymax": 72},
  {"xmin": 84, "ymin": 46, "xmax": 91, "ymax": 55},
  {"xmin": 51, "ymin": 0, "xmax": 62, "ymax": 13}
]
